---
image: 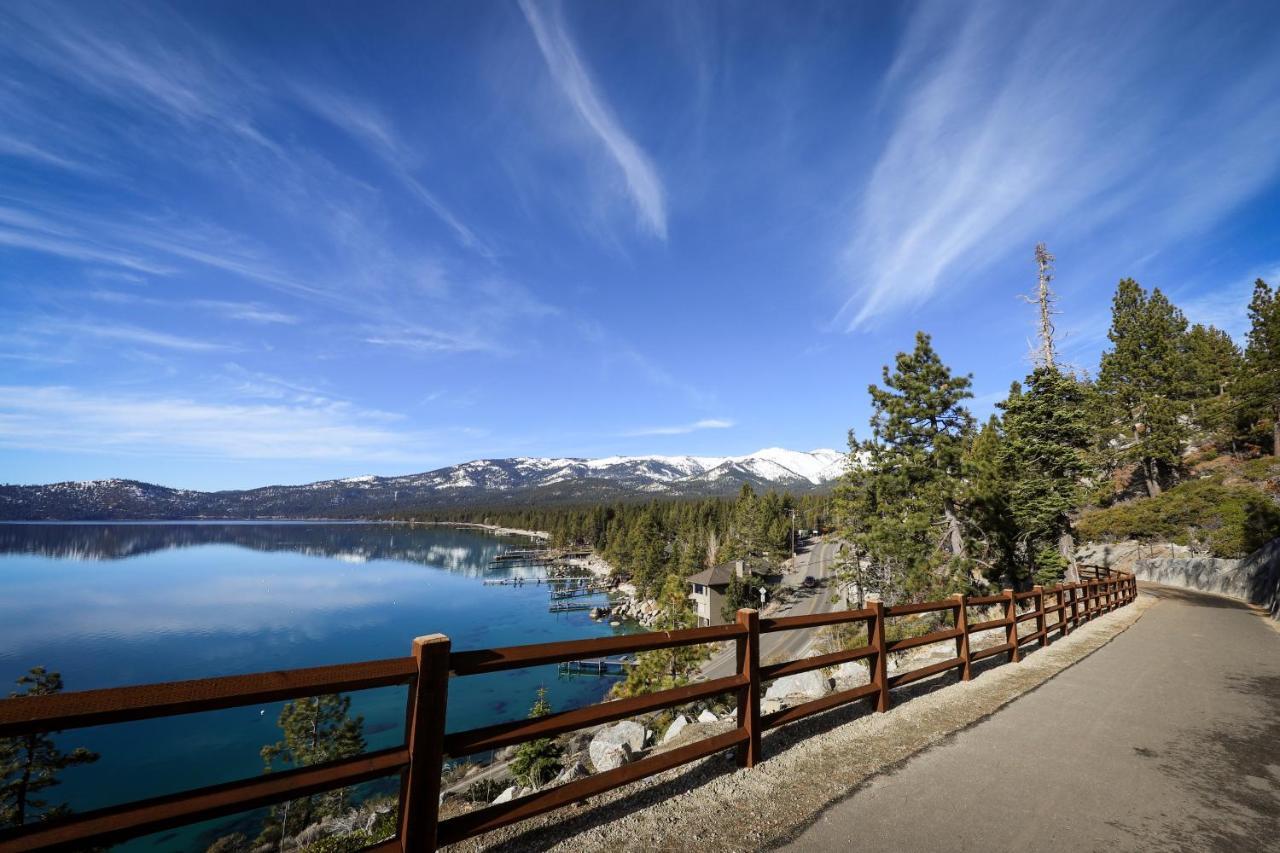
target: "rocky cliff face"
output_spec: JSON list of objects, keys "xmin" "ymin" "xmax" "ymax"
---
[{"xmin": 1079, "ymin": 537, "xmax": 1280, "ymax": 619}]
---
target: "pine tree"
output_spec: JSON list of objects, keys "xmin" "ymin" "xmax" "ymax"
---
[
  {"xmin": 960, "ymin": 411, "xmax": 1022, "ymax": 584},
  {"xmin": 258, "ymin": 694, "xmax": 366, "ymax": 845},
  {"xmin": 510, "ymin": 687, "xmax": 562, "ymax": 789},
  {"xmin": 1183, "ymin": 323, "xmax": 1243, "ymax": 448},
  {"xmin": 0, "ymin": 667, "xmax": 99, "ymax": 829},
  {"xmin": 613, "ymin": 573, "xmax": 707, "ymax": 698},
  {"xmin": 1243, "ymin": 279, "xmax": 1280, "ymax": 456},
  {"xmin": 720, "ymin": 570, "xmax": 746, "ymax": 623},
  {"xmin": 854, "ymin": 332, "xmax": 975, "ymax": 598},
  {"xmin": 1001, "ymin": 368, "xmax": 1090, "ymax": 585},
  {"xmin": 1096, "ymin": 279, "xmax": 1191, "ymax": 496}
]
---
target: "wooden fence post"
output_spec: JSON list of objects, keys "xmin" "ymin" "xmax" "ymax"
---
[
  {"xmin": 1057, "ymin": 587, "xmax": 1070, "ymax": 636},
  {"xmin": 401, "ymin": 634, "xmax": 451, "ymax": 853},
  {"xmin": 1003, "ymin": 589, "xmax": 1020, "ymax": 663},
  {"xmin": 735, "ymin": 608, "xmax": 761, "ymax": 768},
  {"xmin": 871, "ymin": 600, "xmax": 890, "ymax": 712},
  {"xmin": 954, "ymin": 593, "xmax": 971, "ymax": 681},
  {"xmin": 1033, "ymin": 585, "xmax": 1047, "ymax": 648}
]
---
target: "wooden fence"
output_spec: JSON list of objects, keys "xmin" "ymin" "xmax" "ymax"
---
[{"xmin": 0, "ymin": 573, "xmax": 1137, "ymax": 852}]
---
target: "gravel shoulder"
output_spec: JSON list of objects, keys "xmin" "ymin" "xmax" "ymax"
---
[{"xmin": 443, "ymin": 593, "xmax": 1155, "ymax": 852}]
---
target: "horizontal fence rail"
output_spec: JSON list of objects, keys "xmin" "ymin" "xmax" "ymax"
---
[{"xmin": 0, "ymin": 574, "xmax": 1138, "ymax": 852}]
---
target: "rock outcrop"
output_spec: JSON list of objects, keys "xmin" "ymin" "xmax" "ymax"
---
[
  {"xmin": 589, "ymin": 721, "xmax": 646, "ymax": 771},
  {"xmin": 764, "ymin": 671, "xmax": 831, "ymax": 702}
]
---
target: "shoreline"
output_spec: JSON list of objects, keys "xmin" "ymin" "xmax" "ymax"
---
[{"xmin": 404, "ymin": 520, "xmax": 552, "ymax": 540}]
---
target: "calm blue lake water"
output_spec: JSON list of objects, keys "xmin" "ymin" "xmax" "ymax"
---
[{"xmin": 0, "ymin": 522, "xmax": 628, "ymax": 850}]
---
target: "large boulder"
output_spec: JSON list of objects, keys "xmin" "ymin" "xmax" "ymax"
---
[
  {"xmin": 661, "ymin": 714, "xmax": 690, "ymax": 745},
  {"xmin": 589, "ymin": 721, "xmax": 645, "ymax": 771},
  {"xmin": 833, "ymin": 661, "xmax": 870, "ymax": 685},
  {"xmin": 764, "ymin": 671, "xmax": 831, "ymax": 701},
  {"xmin": 696, "ymin": 708, "xmax": 718, "ymax": 724},
  {"xmin": 492, "ymin": 785, "xmax": 518, "ymax": 805}
]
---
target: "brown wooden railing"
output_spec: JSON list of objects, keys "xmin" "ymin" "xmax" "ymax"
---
[{"xmin": 0, "ymin": 574, "xmax": 1137, "ymax": 852}]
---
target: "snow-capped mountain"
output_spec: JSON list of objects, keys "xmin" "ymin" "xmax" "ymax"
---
[{"xmin": 0, "ymin": 448, "xmax": 848, "ymax": 520}]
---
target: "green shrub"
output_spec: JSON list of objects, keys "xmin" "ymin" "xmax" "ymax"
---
[{"xmin": 1076, "ymin": 477, "xmax": 1280, "ymax": 558}]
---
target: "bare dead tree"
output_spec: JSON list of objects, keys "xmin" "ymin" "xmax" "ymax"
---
[{"xmin": 1021, "ymin": 243, "xmax": 1059, "ymax": 369}]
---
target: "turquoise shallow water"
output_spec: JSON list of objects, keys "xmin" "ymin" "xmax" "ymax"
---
[{"xmin": 0, "ymin": 521, "xmax": 629, "ymax": 850}]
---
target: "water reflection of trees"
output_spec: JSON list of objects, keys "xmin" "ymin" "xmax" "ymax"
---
[{"xmin": 0, "ymin": 524, "xmax": 524, "ymax": 578}]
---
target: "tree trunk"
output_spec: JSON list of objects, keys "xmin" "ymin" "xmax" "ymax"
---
[
  {"xmin": 1143, "ymin": 460, "xmax": 1162, "ymax": 497},
  {"xmin": 942, "ymin": 498, "xmax": 965, "ymax": 559},
  {"xmin": 1273, "ymin": 405, "xmax": 1280, "ymax": 457},
  {"xmin": 1059, "ymin": 530, "xmax": 1080, "ymax": 584}
]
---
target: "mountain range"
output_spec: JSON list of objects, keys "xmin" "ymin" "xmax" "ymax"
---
[{"xmin": 0, "ymin": 448, "xmax": 847, "ymax": 520}]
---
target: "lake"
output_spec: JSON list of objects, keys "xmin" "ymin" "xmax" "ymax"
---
[{"xmin": 0, "ymin": 521, "xmax": 630, "ymax": 850}]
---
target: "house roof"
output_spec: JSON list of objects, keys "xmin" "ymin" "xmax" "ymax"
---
[{"xmin": 686, "ymin": 561, "xmax": 738, "ymax": 587}]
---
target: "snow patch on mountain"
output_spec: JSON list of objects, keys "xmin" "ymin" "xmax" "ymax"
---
[{"xmin": 2, "ymin": 448, "xmax": 850, "ymax": 520}]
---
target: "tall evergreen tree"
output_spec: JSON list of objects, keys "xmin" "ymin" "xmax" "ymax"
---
[
  {"xmin": 853, "ymin": 332, "xmax": 975, "ymax": 598},
  {"xmin": 1096, "ymin": 279, "xmax": 1191, "ymax": 496},
  {"xmin": 960, "ymin": 411, "xmax": 1021, "ymax": 583},
  {"xmin": 0, "ymin": 667, "xmax": 99, "ymax": 829},
  {"xmin": 1243, "ymin": 278, "xmax": 1280, "ymax": 456},
  {"xmin": 1182, "ymin": 323, "xmax": 1243, "ymax": 451},
  {"xmin": 612, "ymin": 573, "xmax": 707, "ymax": 698},
  {"xmin": 833, "ymin": 429, "xmax": 879, "ymax": 606},
  {"xmin": 258, "ymin": 694, "xmax": 366, "ymax": 845},
  {"xmin": 1001, "ymin": 368, "xmax": 1090, "ymax": 585}
]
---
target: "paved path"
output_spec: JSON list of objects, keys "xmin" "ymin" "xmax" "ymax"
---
[{"xmin": 783, "ymin": 585, "xmax": 1280, "ymax": 853}]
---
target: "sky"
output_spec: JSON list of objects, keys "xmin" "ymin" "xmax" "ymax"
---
[{"xmin": 2, "ymin": 1, "xmax": 1279, "ymax": 491}]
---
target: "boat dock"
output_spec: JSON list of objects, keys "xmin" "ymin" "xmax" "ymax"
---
[
  {"xmin": 557, "ymin": 657, "xmax": 636, "ymax": 676},
  {"xmin": 549, "ymin": 584, "xmax": 610, "ymax": 599},
  {"xmin": 482, "ymin": 576, "xmax": 595, "ymax": 586},
  {"xmin": 492, "ymin": 548, "xmax": 592, "ymax": 563},
  {"xmin": 548, "ymin": 601, "xmax": 596, "ymax": 613}
]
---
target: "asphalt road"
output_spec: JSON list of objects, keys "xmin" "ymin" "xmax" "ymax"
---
[
  {"xmin": 696, "ymin": 538, "xmax": 844, "ymax": 681},
  {"xmin": 784, "ymin": 584, "xmax": 1280, "ymax": 852}
]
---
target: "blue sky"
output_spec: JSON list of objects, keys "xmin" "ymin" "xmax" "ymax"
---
[{"xmin": 2, "ymin": 1, "xmax": 1279, "ymax": 490}]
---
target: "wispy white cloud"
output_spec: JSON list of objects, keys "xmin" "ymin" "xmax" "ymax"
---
[
  {"xmin": 27, "ymin": 319, "xmax": 232, "ymax": 353},
  {"xmin": 194, "ymin": 300, "xmax": 299, "ymax": 325},
  {"xmin": 0, "ymin": 385, "xmax": 450, "ymax": 463},
  {"xmin": 289, "ymin": 83, "xmax": 493, "ymax": 257},
  {"xmin": 623, "ymin": 418, "xmax": 734, "ymax": 437},
  {"xmin": 0, "ymin": 215, "xmax": 174, "ymax": 275},
  {"xmin": 518, "ymin": 0, "xmax": 667, "ymax": 239},
  {"xmin": 1178, "ymin": 264, "xmax": 1280, "ymax": 342},
  {"xmin": 841, "ymin": 2, "xmax": 1280, "ymax": 329},
  {"xmin": 0, "ymin": 134, "xmax": 97, "ymax": 174},
  {"xmin": 84, "ymin": 291, "xmax": 300, "ymax": 325}
]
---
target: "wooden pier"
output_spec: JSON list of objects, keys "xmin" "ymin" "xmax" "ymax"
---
[
  {"xmin": 548, "ymin": 602, "xmax": 596, "ymax": 613},
  {"xmin": 481, "ymin": 576, "xmax": 595, "ymax": 586},
  {"xmin": 557, "ymin": 657, "xmax": 636, "ymax": 676},
  {"xmin": 548, "ymin": 585, "xmax": 610, "ymax": 599},
  {"xmin": 492, "ymin": 548, "xmax": 592, "ymax": 563}
]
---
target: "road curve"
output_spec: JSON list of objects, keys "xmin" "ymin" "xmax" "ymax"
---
[{"xmin": 696, "ymin": 539, "xmax": 844, "ymax": 681}]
